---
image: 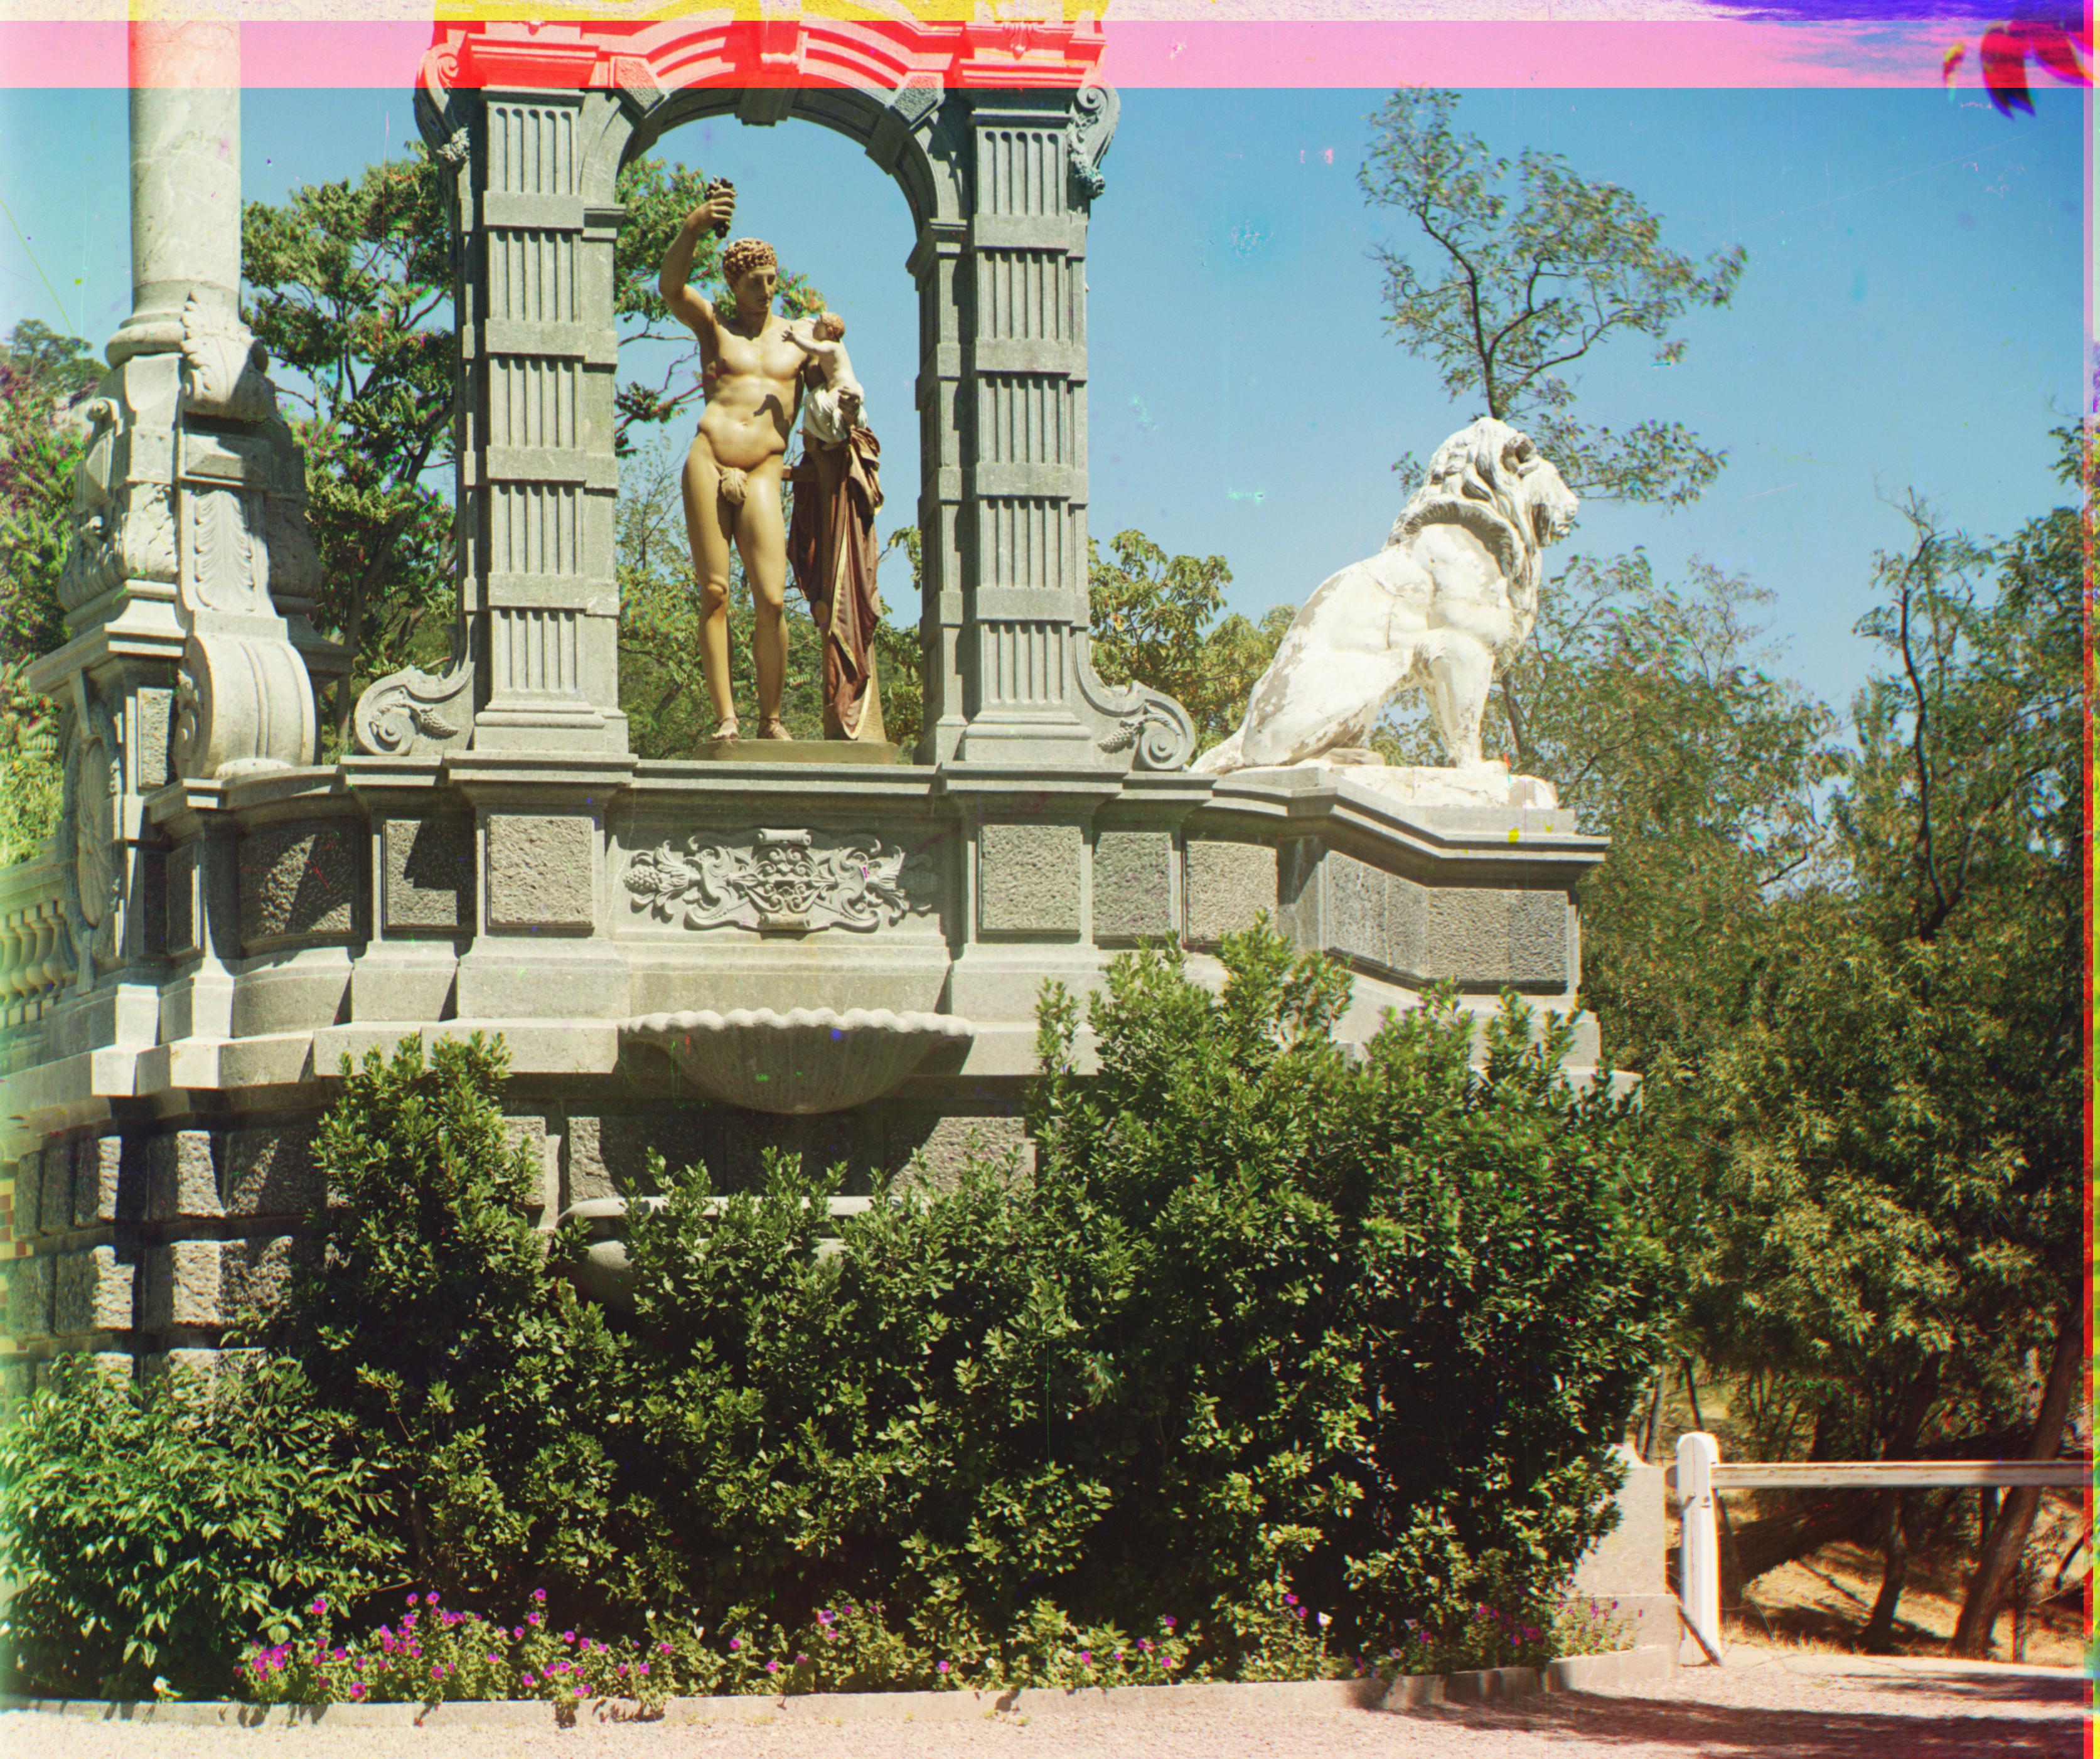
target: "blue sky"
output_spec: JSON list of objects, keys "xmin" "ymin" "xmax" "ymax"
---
[{"xmin": 1, "ymin": 83, "xmax": 2084, "ymax": 715}]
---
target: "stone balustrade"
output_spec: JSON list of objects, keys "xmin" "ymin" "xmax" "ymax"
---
[{"xmin": 0, "ymin": 853, "xmax": 72, "ymax": 1034}]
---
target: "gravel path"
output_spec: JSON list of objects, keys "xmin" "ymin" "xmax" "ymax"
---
[{"xmin": 1, "ymin": 1654, "xmax": 2086, "ymax": 1759}]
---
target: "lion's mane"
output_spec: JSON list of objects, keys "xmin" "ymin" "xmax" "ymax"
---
[{"xmin": 1383, "ymin": 418, "xmax": 1551, "ymax": 647}]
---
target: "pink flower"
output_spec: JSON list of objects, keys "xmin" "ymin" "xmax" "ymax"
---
[
  {"xmin": 765, "ymin": 1660, "xmax": 779, "ymax": 1675},
  {"xmin": 1162, "ymin": 1617, "xmax": 1176, "ymax": 1632},
  {"xmin": 560, "ymin": 1631, "xmax": 576, "ymax": 1644},
  {"xmin": 638, "ymin": 1664, "xmax": 650, "ymax": 1676},
  {"xmin": 310, "ymin": 1597, "xmax": 328, "ymax": 1615},
  {"xmin": 407, "ymin": 1594, "xmax": 419, "ymax": 1607},
  {"xmin": 521, "ymin": 1675, "xmax": 536, "ymax": 1689},
  {"xmin": 656, "ymin": 1642, "xmax": 672, "ymax": 1655},
  {"xmin": 527, "ymin": 1612, "xmax": 544, "ymax": 1627},
  {"xmin": 425, "ymin": 1593, "xmax": 440, "ymax": 1607},
  {"xmin": 532, "ymin": 1588, "xmax": 548, "ymax": 1604},
  {"xmin": 348, "ymin": 1684, "xmax": 367, "ymax": 1701},
  {"xmin": 795, "ymin": 1654, "xmax": 808, "ymax": 1665},
  {"xmin": 512, "ymin": 1627, "xmax": 524, "ymax": 1640},
  {"xmin": 728, "ymin": 1638, "xmax": 742, "ymax": 1652},
  {"xmin": 936, "ymin": 1660, "xmax": 949, "ymax": 1674}
]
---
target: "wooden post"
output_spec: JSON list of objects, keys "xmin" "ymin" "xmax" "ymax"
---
[{"xmin": 1677, "ymin": 1430, "xmax": 1724, "ymax": 1665}]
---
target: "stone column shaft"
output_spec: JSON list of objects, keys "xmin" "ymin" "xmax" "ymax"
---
[{"xmin": 118, "ymin": 19, "xmax": 242, "ymax": 360}]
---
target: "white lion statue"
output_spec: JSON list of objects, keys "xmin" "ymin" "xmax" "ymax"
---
[{"xmin": 1193, "ymin": 418, "xmax": 1577, "ymax": 783}]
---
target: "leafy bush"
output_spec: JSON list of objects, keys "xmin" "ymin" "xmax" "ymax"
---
[
  {"xmin": 575, "ymin": 926, "xmax": 1673, "ymax": 1669},
  {"xmin": 260, "ymin": 1032, "xmax": 623, "ymax": 1614},
  {"xmin": 0, "ymin": 1357, "xmax": 395, "ymax": 1698},
  {"xmin": 5, "ymin": 929, "xmax": 1673, "ymax": 1698}
]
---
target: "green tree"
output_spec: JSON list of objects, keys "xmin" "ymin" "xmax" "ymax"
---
[
  {"xmin": 1386, "ymin": 554, "xmax": 1839, "ymax": 1072},
  {"xmin": 242, "ymin": 147, "xmax": 457, "ymax": 747},
  {"xmin": 1668, "ymin": 450, "xmax": 2084, "ymax": 1646},
  {"xmin": 0, "ymin": 319, "xmax": 94, "ymax": 862},
  {"xmin": 1086, "ymin": 530, "xmax": 1291, "ymax": 745},
  {"xmin": 1361, "ymin": 88, "xmax": 1745, "ymax": 506}
]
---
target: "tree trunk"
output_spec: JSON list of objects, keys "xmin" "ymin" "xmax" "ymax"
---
[
  {"xmin": 1860, "ymin": 1492, "xmax": 1910, "ymax": 1653},
  {"xmin": 1949, "ymin": 1302, "xmax": 2084, "ymax": 1657}
]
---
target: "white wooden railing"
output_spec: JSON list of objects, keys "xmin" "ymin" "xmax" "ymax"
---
[{"xmin": 1668, "ymin": 1431, "xmax": 2092, "ymax": 1665}]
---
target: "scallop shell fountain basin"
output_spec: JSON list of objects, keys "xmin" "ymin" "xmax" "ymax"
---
[{"xmin": 618, "ymin": 1007, "xmax": 973, "ymax": 1115}]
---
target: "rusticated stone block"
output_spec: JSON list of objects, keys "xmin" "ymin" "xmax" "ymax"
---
[
  {"xmin": 143, "ymin": 1236, "xmax": 295, "ymax": 1329},
  {"xmin": 72, "ymin": 1135, "xmax": 124, "ymax": 1227},
  {"xmin": 977, "ymin": 821, "xmax": 1083, "ymax": 936},
  {"xmin": 1423, "ymin": 888, "xmax": 1569, "ymax": 988},
  {"xmin": 142, "ymin": 1347, "xmax": 262, "ymax": 1398},
  {"xmin": 486, "ymin": 814, "xmax": 595, "ymax": 931},
  {"xmin": 240, "ymin": 820, "xmax": 359, "ymax": 949},
  {"xmin": 147, "ymin": 1131, "xmax": 223, "ymax": 1221},
  {"xmin": 1093, "ymin": 830, "xmax": 1175, "ymax": 943},
  {"xmin": 1320, "ymin": 852, "xmax": 1430, "ymax": 978},
  {"xmin": 884, "ymin": 1113, "xmax": 1033, "ymax": 1190},
  {"xmin": 1509, "ymin": 892, "xmax": 1571, "ymax": 985},
  {"xmin": 560, "ymin": 1113, "xmax": 617, "ymax": 1209},
  {"xmin": 565, "ymin": 1108, "xmax": 885, "ymax": 1202},
  {"xmin": 38, "ymin": 1144, "xmax": 72, "ymax": 1239},
  {"xmin": 7, "ymin": 1252, "xmax": 53, "ymax": 1341},
  {"xmin": 53, "ymin": 1246, "xmax": 135, "ymax": 1336},
  {"xmin": 384, "ymin": 816, "xmax": 471, "ymax": 933},
  {"xmin": 13, "ymin": 1148, "xmax": 40, "ymax": 1238},
  {"xmin": 1184, "ymin": 840, "xmax": 1277, "ymax": 948},
  {"xmin": 223, "ymin": 1123, "xmax": 324, "ymax": 1217},
  {"xmin": 505, "ymin": 1115, "xmax": 557, "ymax": 1211}
]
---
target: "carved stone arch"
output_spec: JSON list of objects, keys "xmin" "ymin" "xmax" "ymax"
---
[{"xmin": 357, "ymin": 21, "xmax": 1192, "ymax": 771}]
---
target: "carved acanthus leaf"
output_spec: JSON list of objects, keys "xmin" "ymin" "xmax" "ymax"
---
[
  {"xmin": 187, "ymin": 487, "xmax": 270, "ymax": 614},
  {"xmin": 179, "ymin": 293, "xmax": 277, "ymax": 422}
]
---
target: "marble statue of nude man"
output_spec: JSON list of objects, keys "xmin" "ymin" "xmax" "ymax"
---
[{"xmin": 658, "ymin": 184, "xmax": 857, "ymax": 742}]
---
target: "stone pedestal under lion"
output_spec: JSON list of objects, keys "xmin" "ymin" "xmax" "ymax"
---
[{"xmin": 1193, "ymin": 417, "xmax": 1576, "ymax": 808}]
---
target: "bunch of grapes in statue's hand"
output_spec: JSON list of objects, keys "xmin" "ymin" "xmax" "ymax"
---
[
  {"xmin": 706, "ymin": 177, "xmax": 734, "ymax": 235},
  {"xmin": 690, "ymin": 177, "xmax": 736, "ymax": 238}
]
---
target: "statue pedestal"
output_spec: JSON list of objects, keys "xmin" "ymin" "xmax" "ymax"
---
[
  {"xmin": 692, "ymin": 740, "xmax": 901, "ymax": 766},
  {"xmin": 1314, "ymin": 757, "xmax": 1559, "ymax": 811}
]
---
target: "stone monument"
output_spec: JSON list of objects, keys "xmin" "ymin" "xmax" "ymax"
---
[
  {"xmin": 0, "ymin": 21, "xmax": 1610, "ymax": 1396},
  {"xmin": 1194, "ymin": 417, "xmax": 1575, "ymax": 810}
]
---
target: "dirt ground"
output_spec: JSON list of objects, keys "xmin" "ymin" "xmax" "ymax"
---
[
  {"xmin": 0, "ymin": 1655, "xmax": 2087, "ymax": 1759},
  {"xmin": 1725, "ymin": 1527, "xmax": 2088, "ymax": 1668}
]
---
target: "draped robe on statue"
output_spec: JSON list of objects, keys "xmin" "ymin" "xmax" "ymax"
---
[{"xmin": 787, "ymin": 417, "xmax": 886, "ymax": 743}]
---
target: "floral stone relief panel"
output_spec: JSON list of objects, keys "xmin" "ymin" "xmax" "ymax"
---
[{"xmin": 620, "ymin": 828, "xmax": 941, "ymax": 935}]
